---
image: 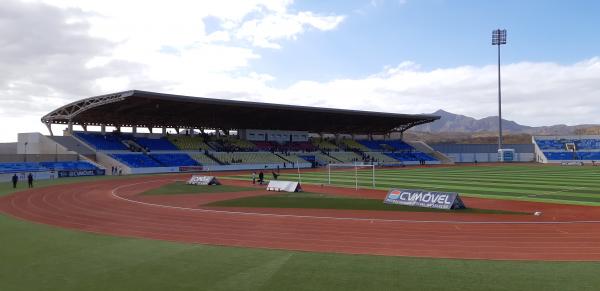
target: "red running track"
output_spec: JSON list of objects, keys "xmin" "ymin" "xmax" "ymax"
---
[{"xmin": 2, "ymin": 175, "xmax": 600, "ymax": 261}]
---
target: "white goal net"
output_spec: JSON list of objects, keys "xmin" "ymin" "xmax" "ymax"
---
[{"xmin": 327, "ymin": 163, "xmax": 376, "ymax": 190}]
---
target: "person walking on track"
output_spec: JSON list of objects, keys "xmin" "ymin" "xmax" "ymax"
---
[
  {"xmin": 11, "ymin": 173, "xmax": 18, "ymax": 189},
  {"xmin": 28, "ymin": 173, "xmax": 34, "ymax": 188}
]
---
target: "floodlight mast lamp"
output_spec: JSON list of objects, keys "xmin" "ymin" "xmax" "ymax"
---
[{"xmin": 492, "ymin": 29, "xmax": 507, "ymax": 153}]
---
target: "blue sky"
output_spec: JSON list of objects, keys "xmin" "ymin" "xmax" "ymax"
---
[
  {"xmin": 254, "ymin": 0, "xmax": 600, "ymax": 86},
  {"xmin": 0, "ymin": 0, "xmax": 599, "ymax": 142}
]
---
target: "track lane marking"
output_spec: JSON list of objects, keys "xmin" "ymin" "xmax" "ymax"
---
[{"xmin": 110, "ymin": 179, "xmax": 600, "ymax": 225}]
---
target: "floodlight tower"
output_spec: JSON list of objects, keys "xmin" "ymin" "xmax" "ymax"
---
[{"xmin": 492, "ymin": 29, "xmax": 507, "ymax": 152}]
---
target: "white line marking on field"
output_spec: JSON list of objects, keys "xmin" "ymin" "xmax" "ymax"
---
[
  {"xmin": 110, "ymin": 179, "xmax": 600, "ymax": 225},
  {"xmin": 545, "ymin": 186, "xmax": 587, "ymax": 195}
]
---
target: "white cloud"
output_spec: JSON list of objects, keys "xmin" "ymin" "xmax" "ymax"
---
[
  {"xmin": 261, "ymin": 58, "xmax": 600, "ymax": 127},
  {"xmin": 0, "ymin": 0, "xmax": 345, "ymax": 141},
  {"xmin": 236, "ymin": 12, "xmax": 345, "ymax": 48},
  {"xmin": 1, "ymin": 0, "xmax": 599, "ymax": 144}
]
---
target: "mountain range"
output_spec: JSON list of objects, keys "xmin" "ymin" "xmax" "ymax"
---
[{"xmin": 412, "ymin": 110, "xmax": 600, "ymax": 135}]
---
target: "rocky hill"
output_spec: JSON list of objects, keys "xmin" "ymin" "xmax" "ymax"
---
[{"xmin": 413, "ymin": 109, "xmax": 598, "ymax": 135}]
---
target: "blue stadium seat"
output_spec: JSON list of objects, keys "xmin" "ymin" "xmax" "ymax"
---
[
  {"xmin": 578, "ymin": 152, "xmax": 600, "ymax": 160},
  {"xmin": 537, "ymin": 137, "xmax": 600, "ymax": 161},
  {"xmin": 0, "ymin": 162, "xmax": 46, "ymax": 174},
  {"xmin": 0, "ymin": 161, "xmax": 100, "ymax": 174},
  {"xmin": 149, "ymin": 154, "xmax": 199, "ymax": 167},
  {"xmin": 356, "ymin": 140, "xmax": 438, "ymax": 162},
  {"xmin": 385, "ymin": 152, "xmax": 436, "ymax": 162},
  {"xmin": 358, "ymin": 140, "xmax": 386, "ymax": 150},
  {"xmin": 358, "ymin": 140, "xmax": 414, "ymax": 151},
  {"xmin": 543, "ymin": 152, "xmax": 580, "ymax": 160},
  {"xmin": 110, "ymin": 154, "xmax": 162, "ymax": 168},
  {"xmin": 536, "ymin": 138, "xmax": 600, "ymax": 150},
  {"xmin": 383, "ymin": 140, "xmax": 413, "ymax": 151},
  {"xmin": 535, "ymin": 139, "xmax": 564, "ymax": 150},
  {"xmin": 75, "ymin": 132, "xmax": 128, "ymax": 150},
  {"xmin": 134, "ymin": 137, "xmax": 179, "ymax": 151},
  {"xmin": 575, "ymin": 139, "xmax": 600, "ymax": 150},
  {"xmin": 110, "ymin": 153, "xmax": 199, "ymax": 167}
]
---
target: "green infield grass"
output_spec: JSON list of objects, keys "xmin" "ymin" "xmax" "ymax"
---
[
  {"xmin": 141, "ymin": 181, "xmax": 257, "ymax": 195},
  {"xmin": 1, "ymin": 171, "xmax": 600, "ymax": 290},
  {"xmin": 225, "ymin": 164, "xmax": 600, "ymax": 205},
  {"xmin": 207, "ymin": 192, "xmax": 525, "ymax": 215}
]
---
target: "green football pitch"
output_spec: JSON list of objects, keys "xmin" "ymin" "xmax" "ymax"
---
[
  {"xmin": 2, "ymin": 166, "xmax": 600, "ymax": 290},
  {"xmin": 229, "ymin": 164, "xmax": 600, "ymax": 206}
]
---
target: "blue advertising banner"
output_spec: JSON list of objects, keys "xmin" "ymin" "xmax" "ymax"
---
[
  {"xmin": 384, "ymin": 189, "xmax": 465, "ymax": 210},
  {"xmin": 58, "ymin": 169, "xmax": 105, "ymax": 178}
]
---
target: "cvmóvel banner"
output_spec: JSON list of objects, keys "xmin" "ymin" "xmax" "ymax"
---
[{"xmin": 384, "ymin": 189, "xmax": 465, "ymax": 210}]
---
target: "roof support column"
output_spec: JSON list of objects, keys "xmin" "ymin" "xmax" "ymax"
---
[
  {"xmin": 67, "ymin": 121, "xmax": 73, "ymax": 134},
  {"xmin": 45, "ymin": 123, "xmax": 54, "ymax": 136},
  {"xmin": 100, "ymin": 124, "xmax": 106, "ymax": 134},
  {"xmin": 82, "ymin": 125, "xmax": 87, "ymax": 132}
]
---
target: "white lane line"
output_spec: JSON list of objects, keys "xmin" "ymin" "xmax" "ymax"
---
[
  {"xmin": 110, "ymin": 179, "xmax": 600, "ymax": 225},
  {"xmin": 544, "ymin": 186, "xmax": 587, "ymax": 195}
]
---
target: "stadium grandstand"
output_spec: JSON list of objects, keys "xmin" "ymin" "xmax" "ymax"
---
[
  {"xmin": 0, "ymin": 90, "xmax": 448, "ymax": 179},
  {"xmin": 533, "ymin": 135, "xmax": 600, "ymax": 164}
]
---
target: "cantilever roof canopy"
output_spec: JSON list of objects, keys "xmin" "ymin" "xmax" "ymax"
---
[{"xmin": 41, "ymin": 90, "xmax": 440, "ymax": 134}]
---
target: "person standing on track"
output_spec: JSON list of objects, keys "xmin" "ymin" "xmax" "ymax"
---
[
  {"xmin": 11, "ymin": 173, "xmax": 18, "ymax": 188},
  {"xmin": 27, "ymin": 173, "xmax": 34, "ymax": 188},
  {"xmin": 258, "ymin": 171, "xmax": 264, "ymax": 185},
  {"xmin": 251, "ymin": 171, "xmax": 256, "ymax": 184}
]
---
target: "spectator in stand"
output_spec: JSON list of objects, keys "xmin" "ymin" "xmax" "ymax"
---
[
  {"xmin": 27, "ymin": 173, "xmax": 34, "ymax": 188},
  {"xmin": 11, "ymin": 173, "xmax": 18, "ymax": 188}
]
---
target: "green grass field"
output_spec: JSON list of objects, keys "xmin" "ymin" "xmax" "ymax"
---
[
  {"xmin": 227, "ymin": 164, "xmax": 600, "ymax": 206},
  {"xmin": 1, "ymin": 167, "xmax": 600, "ymax": 290},
  {"xmin": 207, "ymin": 192, "xmax": 524, "ymax": 215},
  {"xmin": 141, "ymin": 181, "xmax": 256, "ymax": 195}
]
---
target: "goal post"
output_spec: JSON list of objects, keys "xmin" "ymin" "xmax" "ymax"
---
[{"xmin": 327, "ymin": 163, "xmax": 376, "ymax": 190}]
